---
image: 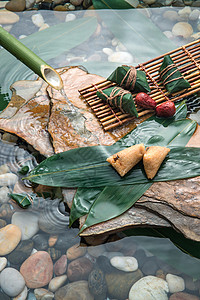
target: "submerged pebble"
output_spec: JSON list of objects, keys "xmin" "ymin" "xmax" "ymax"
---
[
  {"xmin": 0, "ymin": 224, "xmax": 21, "ymax": 255},
  {"xmin": 0, "ymin": 267, "xmax": 25, "ymax": 297},
  {"xmin": 0, "ymin": 173, "xmax": 18, "ymax": 186},
  {"xmin": 166, "ymin": 274, "xmax": 185, "ymax": 293},
  {"xmin": 48, "ymin": 275, "xmax": 68, "ymax": 292},
  {"xmin": 12, "ymin": 212, "xmax": 39, "ymax": 240},
  {"xmin": 110, "ymin": 256, "xmax": 138, "ymax": 272}
]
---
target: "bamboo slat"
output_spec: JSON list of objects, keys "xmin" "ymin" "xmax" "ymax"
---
[{"xmin": 79, "ymin": 39, "xmax": 200, "ymax": 131}]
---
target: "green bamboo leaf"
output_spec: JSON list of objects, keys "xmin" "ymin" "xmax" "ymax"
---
[
  {"xmin": 66, "ymin": 102, "xmax": 191, "ymax": 226},
  {"xmin": 92, "ymin": 0, "xmax": 134, "ymax": 9},
  {"xmin": 26, "ymin": 118, "xmax": 196, "ymax": 188},
  {"xmin": 10, "ymin": 193, "xmax": 32, "ymax": 208},
  {"xmin": 80, "ymin": 183, "xmax": 152, "ymax": 233},
  {"xmin": 0, "ymin": 16, "xmax": 98, "ymax": 95},
  {"xmin": 69, "ymin": 187, "xmax": 103, "ymax": 227},
  {"xmin": 0, "ymin": 88, "xmax": 10, "ymax": 112},
  {"xmin": 96, "ymin": 9, "xmax": 175, "ymax": 62}
]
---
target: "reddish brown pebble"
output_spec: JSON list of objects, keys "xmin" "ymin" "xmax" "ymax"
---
[
  {"xmin": 135, "ymin": 92, "xmax": 157, "ymax": 110},
  {"xmin": 66, "ymin": 243, "xmax": 87, "ymax": 260},
  {"xmin": 20, "ymin": 251, "xmax": 53, "ymax": 289},
  {"xmin": 67, "ymin": 257, "xmax": 93, "ymax": 282},
  {"xmin": 54, "ymin": 255, "xmax": 67, "ymax": 276},
  {"xmin": 156, "ymin": 101, "xmax": 176, "ymax": 118},
  {"xmin": 169, "ymin": 292, "xmax": 200, "ymax": 300}
]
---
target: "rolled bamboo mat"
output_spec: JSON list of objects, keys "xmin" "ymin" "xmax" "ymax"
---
[{"xmin": 79, "ymin": 39, "xmax": 200, "ymax": 131}]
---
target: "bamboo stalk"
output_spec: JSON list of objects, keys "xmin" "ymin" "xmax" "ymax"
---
[{"xmin": 0, "ymin": 27, "xmax": 63, "ymax": 90}]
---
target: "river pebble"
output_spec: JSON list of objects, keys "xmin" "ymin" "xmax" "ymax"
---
[
  {"xmin": 20, "ymin": 251, "xmax": 53, "ymax": 288},
  {"xmin": 88, "ymin": 268, "xmax": 107, "ymax": 300},
  {"xmin": 12, "ymin": 212, "xmax": 39, "ymax": 240},
  {"xmin": 55, "ymin": 280, "xmax": 94, "ymax": 300},
  {"xmin": 0, "ymin": 164, "xmax": 10, "ymax": 175},
  {"xmin": 13, "ymin": 286, "xmax": 28, "ymax": 300},
  {"xmin": 108, "ymin": 51, "xmax": 133, "ymax": 63},
  {"xmin": 0, "ymin": 224, "xmax": 21, "ymax": 255},
  {"xmin": 7, "ymin": 239, "xmax": 34, "ymax": 265},
  {"xmin": 172, "ymin": 21, "xmax": 193, "ymax": 38},
  {"xmin": 65, "ymin": 13, "xmax": 76, "ymax": 22},
  {"xmin": 0, "ymin": 257, "xmax": 7, "ymax": 271},
  {"xmin": 169, "ymin": 292, "xmax": 200, "ymax": 299},
  {"xmin": 54, "ymin": 254, "xmax": 68, "ymax": 276},
  {"xmin": 5, "ymin": 0, "xmax": 26, "ymax": 11},
  {"xmin": 110, "ymin": 256, "xmax": 138, "ymax": 272},
  {"xmin": 166, "ymin": 274, "xmax": 185, "ymax": 293},
  {"xmin": 31, "ymin": 13, "xmax": 45, "ymax": 27},
  {"xmin": 129, "ymin": 275, "xmax": 169, "ymax": 300},
  {"xmin": 67, "ymin": 257, "xmax": 94, "ymax": 282},
  {"xmin": 0, "ymin": 267, "xmax": 25, "ymax": 297},
  {"xmin": 0, "ymin": 187, "xmax": 9, "ymax": 203},
  {"xmin": 0, "ymin": 173, "xmax": 18, "ymax": 186},
  {"xmin": 48, "ymin": 275, "xmax": 67, "ymax": 292},
  {"xmin": 66, "ymin": 243, "xmax": 87, "ymax": 260}
]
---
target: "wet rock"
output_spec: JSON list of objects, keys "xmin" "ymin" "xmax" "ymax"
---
[
  {"xmin": 5, "ymin": 0, "xmax": 26, "ymax": 12},
  {"xmin": 108, "ymin": 51, "xmax": 133, "ymax": 64},
  {"xmin": 156, "ymin": 269, "xmax": 166, "ymax": 280},
  {"xmin": 70, "ymin": 0, "xmax": 83, "ymax": 5},
  {"xmin": 49, "ymin": 275, "xmax": 68, "ymax": 292},
  {"xmin": 0, "ymin": 10, "xmax": 19, "ymax": 25},
  {"xmin": 88, "ymin": 268, "xmax": 107, "ymax": 300},
  {"xmin": 0, "ymin": 267, "xmax": 25, "ymax": 297},
  {"xmin": 96, "ymin": 255, "xmax": 115, "ymax": 273},
  {"xmin": 133, "ymin": 249, "xmax": 147, "ymax": 268},
  {"xmin": 64, "ymin": 3, "xmax": 76, "ymax": 10},
  {"xmin": 32, "ymin": 233, "xmax": 49, "ymax": 251},
  {"xmin": 172, "ymin": 22, "xmax": 193, "ymax": 39},
  {"xmin": 129, "ymin": 275, "xmax": 169, "ymax": 300},
  {"xmin": 0, "ymin": 257, "xmax": 7, "ymax": 271},
  {"xmin": 0, "ymin": 165, "xmax": 10, "ymax": 175},
  {"xmin": 141, "ymin": 256, "xmax": 159, "ymax": 275},
  {"xmin": 87, "ymin": 244, "xmax": 106, "ymax": 258},
  {"xmin": 0, "ymin": 187, "xmax": 10, "ymax": 203},
  {"xmin": 7, "ymin": 239, "xmax": 33, "ymax": 265},
  {"xmin": 67, "ymin": 257, "xmax": 94, "ymax": 282},
  {"xmin": 31, "ymin": 13, "xmax": 45, "ymax": 28},
  {"xmin": 66, "ymin": 243, "xmax": 87, "ymax": 260},
  {"xmin": 54, "ymin": 254, "xmax": 68, "ymax": 276},
  {"xmin": 55, "ymin": 229, "xmax": 80, "ymax": 250},
  {"xmin": 34, "ymin": 288, "xmax": 49, "ymax": 299},
  {"xmin": 55, "ymin": 280, "xmax": 94, "ymax": 300},
  {"xmin": 0, "ymin": 203, "xmax": 14, "ymax": 220},
  {"xmin": 163, "ymin": 10, "xmax": 179, "ymax": 21},
  {"xmin": 65, "ymin": 13, "xmax": 76, "ymax": 22},
  {"xmin": 48, "ymin": 247, "xmax": 62, "ymax": 261},
  {"xmin": 182, "ymin": 274, "xmax": 199, "ymax": 292},
  {"xmin": 189, "ymin": 9, "xmax": 200, "ymax": 21},
  {"xmin": 0, "ymin": 224, "xmax": 21, "ymax": 255},
  {"xmin": 13, "ymin": 286, "xmax": 28, "ymax": 300},
  {"xmin": 12, "ymin": 212, "xmax": 39, "ymax": 240},
  {"xmin": 103, "ymin": 251, "xmax": 123, "ymax": 260},
  {"xmin": 166, "ymin": 274, "xmax": 185, "ymax": 293},
  {"xmin": 105, "ymin": 269, "xmax": 143, "ymax": 300},
  {"xmin": 48, "ymin": 235, "xmax": 58, "ymax": 247},
  {"xmin": 0, "ymin": 173, "xmax": 18, "ymax": 186},
  {"xmin": 169, "ymin": 292, "xmax": 200, "ymax": 300},
  {"xmin": 0, "ymin": 218, "xmax": 7, "ymax": 228},
  {"xmin": 54, "ymin": 5, "xmax": 67, "ymax": 11},
  {"xmin": 110, "ymin": 256, "xmax": 138, "ymax": 272},
  {"xmin": 172, "ymin": 0, "xmax": 185, "ymax": 6},
  {"xmin": 178, "ymin": 6, "xmax": 191, "ymax": 20},
  {"xmin": 25, "ymin": 0, "xmax": 35, "ymax": 9},
  {"xmin": 20, "ymin": 251, "xmax": 53, "ymax": 289}
]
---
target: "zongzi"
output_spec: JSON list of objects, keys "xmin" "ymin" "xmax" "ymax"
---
[
  {"xmin": 107, "ymin": 65, "xmax": 151, "ymax": 93},
  {"xmin": 96, "ymin": 86, "xmax": 138, "ymax": 117},
  {"xmin": 159, "ymin": 55, "xmax": 190, "ymax": 94},
  {"xmin": 106, "ymin": 144, "xmax": 145, "ymax": 177},
  {"xmin": 143, "ymin": 146, "xmax": 170, "ymax": 179}
]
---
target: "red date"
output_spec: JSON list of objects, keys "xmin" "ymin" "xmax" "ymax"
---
[
  {"xmin": 135, "ymin": 92, "xmax": 157, "ymax": 110},
  {"xmin": 156, "ymin": 101, "xmax": 176, "ymax": 118}
]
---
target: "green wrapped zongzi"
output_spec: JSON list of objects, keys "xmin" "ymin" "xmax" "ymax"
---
[
  {"xmin": 107, "ymin": 65, "xmax": 151, "ymax": 93},
  {"xmin": 159, "ymin": 55, "xmax": 191, "ymax": 94},
  {"xmin": 96, "ymin": 86, "xmax": 138, "ymax": 117}
]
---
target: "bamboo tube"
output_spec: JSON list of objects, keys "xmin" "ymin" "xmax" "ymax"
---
[{"xmin": 0, "ymin": 27, "xmax": 63, "ymax": 90}]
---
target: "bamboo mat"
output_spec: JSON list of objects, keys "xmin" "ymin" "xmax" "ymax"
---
[{"xmin": 79, "ymin": 39, "xmax": 200, "ymax": 131}]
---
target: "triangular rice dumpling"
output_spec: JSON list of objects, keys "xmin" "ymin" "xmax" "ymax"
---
[
  {"xmin": 107, "ymin": 144, "xmax": 145, "ymax": 177},
  {"xmin": 143, "ymin": 146, "xmax": 170, "ymax": 179},
  {"xmin": 96, "ymin": 86, "xmax": 138, "ymax": 117}
]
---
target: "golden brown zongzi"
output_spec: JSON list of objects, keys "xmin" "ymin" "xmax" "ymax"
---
[
  {"xmin": 143, "ymin": 146, "xmax": 170, "ymax": 179},
  {"xmin": 107, "ymin": 144, "xmax": 145, "ymax": 177}
]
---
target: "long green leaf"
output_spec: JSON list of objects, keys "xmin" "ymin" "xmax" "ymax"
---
[
  {"xmin": 0, "ymin": 16, "xmax": 97, "ymax": 95},
  {"xmin": 80, "ymin": 183, "xmax": 152, "ymax": 233},
  {"xmin": 26, "ymin": 119, "xmax": 197, "ymax": 188},
  {"xmin": 62, "ymin": 102, "xmax": 190, "ymax": 225}
]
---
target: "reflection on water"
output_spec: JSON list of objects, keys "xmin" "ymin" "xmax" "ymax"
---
[{"xmin": 0, "ymin": 136, "xmax": 199, "ymax": 299}]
